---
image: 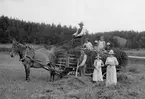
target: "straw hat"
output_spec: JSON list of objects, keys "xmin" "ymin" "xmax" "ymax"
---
[
  {"xmin": 94, "ymin": 40, "xmax": 98, "ymax": 43},
  {"xmin": 78, "ymin": 22, "xmax": 84, "ymax": 26},
  {"xmin": 107, "ymin": 42, "xmax": 110, "ymax": 45},
  {"xmin": 108, "ymin": 50, "xmax": 114, "ymax": 55}
]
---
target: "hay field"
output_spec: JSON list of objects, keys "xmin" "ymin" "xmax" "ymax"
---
[
  {"xmin": 124, "ymin": 49, "xmax": 145, "ymax": 57},
  {"xmin": 0, "ymin": 52, "xmax": 145, "ymax": 99},
  {"xmin": 0, "ymin": 44, "xmax": 42, "ymax": 49}
]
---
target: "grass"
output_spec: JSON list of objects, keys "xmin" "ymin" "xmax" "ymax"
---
[
  {"xmin": 0, "ymin": 44, "xmax": 43, "ymax": 52},
  {"xmin": 40, "ymin": 63, "xmax": 145, "ymax": 99},
  {"xmin": 0, "ymin": 44, "xmax": 41, "ymax": 49},
  {"xmin": 1, "ymin": 45, "xmax": 145, "ymax": 99},
  {"xmin": 0, "ymin": 44, "xmax": 145, "ymax": 56},
  {"xmin": 124, "ymin": 49, "xmax": 145, "ymax": 57},
  {"xmin": 127, "ymin": 67, "xmax": 140, "ymax": 73}
]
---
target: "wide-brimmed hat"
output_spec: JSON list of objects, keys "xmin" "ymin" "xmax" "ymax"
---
[
  {"xmin": 108, "ymin": 50, "xmax": 114, "ymax": 55},
  {"xmin": 107, "ymin": 42, "xmax": 110, "ymax": 45},
  {"xmin": 94, "ymin": 40, "xmax": 98, "ymax": 43},
  {"xmin": 78, "ymin": 22, "xmax": 84, "ymax": 26}
]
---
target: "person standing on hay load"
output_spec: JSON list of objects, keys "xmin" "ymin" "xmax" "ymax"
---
[
  {"xmin": 92, "ymin": 54, "xmax": 104, "ymax": 82},
  {"xmin": 72, "ymin": 22, "xmax": 87, "ymax": 47},
  {"xmin": 94, "ymin": 40, "xmax": 99, "ymax": 52},
  {"xmin": 78, "ymin": 49, "xmax": 87, "ymax": 76},
  {"xmin": 83, "ymin": 38, "xmax": 93, "ymax": 51},
  {"xmin": 98, "ymin": 36, "xmax": 106, "ymax": 52},
  {"xmin": 105, "ymin": 42, "xmax": 112, "ymax": 53},
  {"xmin": 105, "ymin": 50, "xmax": 119, "ymax": 86}
]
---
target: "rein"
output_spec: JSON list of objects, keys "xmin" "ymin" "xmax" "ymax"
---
[
  {"xmin": 13, "ymin": 43, "xmax": 34, "ymax": 61},
  {"xmin": 13, "ymin": 42, "xmax": 55, "ymax": 65}
]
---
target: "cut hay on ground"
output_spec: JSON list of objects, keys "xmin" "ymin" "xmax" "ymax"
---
[{"xmin": 33, "ymin": 71, "xmax": 140, "ymax": 99}]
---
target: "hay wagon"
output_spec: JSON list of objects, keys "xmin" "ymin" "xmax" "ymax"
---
[
  {"xmin": 53, "ymin": 38, "xmax": 128, "ymax": 77},
  {"xmin": 54, "ymin": 48, "xmax": 128, "ymax": 78}
]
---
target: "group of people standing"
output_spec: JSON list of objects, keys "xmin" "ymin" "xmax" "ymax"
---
[
  {"xmin": 73, "ymin": 22, "xmax": 119, "ymax": 86},
  {"xmin": 93, "ymin": 50, "xmax": 119, "ymax": 86},
  {"xmin": 78, "ymin": 42, "xmax": 119, "ymax": 86}
]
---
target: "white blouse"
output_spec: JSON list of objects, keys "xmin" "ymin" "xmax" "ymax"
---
[
  {"xmin": 105, "ymin": 56, "xmax": 119, "ymax": 66},
  {"xmin": 73, "ymin": 27, "xmax": 87, "ymax": 37}
]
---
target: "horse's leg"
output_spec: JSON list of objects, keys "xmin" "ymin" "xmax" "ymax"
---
[
  {"xmin": 47, "ymin": 63, "xmax": 54, "ymax": 82},
  {"xmin": 49, "ymin": 71, "xmax": 52, "ymax": 82},
  {"xmin": 24, "ymin": 64, "xmax": 30, "ymax": 81},
  {"xmin": 49, "ymin": 70, "xmax": 55, "ymax": 82},
  {"xmin": 27, "ymin": 67, "xmax": 30, "ymax": 82},
  {"xmin": 52, "ymin": 71, "xmax": 55, "ymax": 81},
  {"xmin": 24, "ymin": 64, "xmax": 28, "ymax": 81}
]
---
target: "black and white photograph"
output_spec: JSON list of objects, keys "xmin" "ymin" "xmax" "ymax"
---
[{"xmin": 0, "ymin": 0, "xmax": 145, "ymax": 99}]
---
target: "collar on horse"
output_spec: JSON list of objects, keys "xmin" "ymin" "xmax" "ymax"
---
[{"xmin": 18, "ymin": 45, "xmax": 35, "ymax": 61}]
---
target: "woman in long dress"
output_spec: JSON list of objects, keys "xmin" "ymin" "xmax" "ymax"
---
[
  {"xmin": 92, "ymin": 54, "xmax": 104, "ymax": 82},
  {"xmin": 105, "ymin": 50, "xmax": 119, "ymax": 86}
]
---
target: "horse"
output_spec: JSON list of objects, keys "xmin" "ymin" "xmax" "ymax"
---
[{"xmin": 10, "ymin": 39, "xmax": 58, "ymax": 82}]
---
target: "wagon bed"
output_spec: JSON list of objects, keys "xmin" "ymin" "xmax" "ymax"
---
[{"xmin": 55, "ymin": 48, "xmax": 127, "ymax": 77}]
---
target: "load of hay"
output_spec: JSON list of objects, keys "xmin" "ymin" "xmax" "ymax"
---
[
  {"xmin": 54, "ymin": 46, "xmax": 128, "ymax": 68},
  {"xmin": 52, "ymin": 41, "xmax": 128, "ymax": 75}
]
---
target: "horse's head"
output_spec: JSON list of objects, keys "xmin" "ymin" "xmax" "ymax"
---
[{"xmin": 10, "ymin": 39, "xmax": 26, "ymax": 58}]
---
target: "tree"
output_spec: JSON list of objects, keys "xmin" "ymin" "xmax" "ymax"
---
[{"xmin": 139, "ymin": 37, "xmax": 145, "ymax": 48}]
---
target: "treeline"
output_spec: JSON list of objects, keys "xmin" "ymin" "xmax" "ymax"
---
[
  {"xmin": 0, "ymin": 15, "xmax": 77, "ymax": 44},
  {"xmin": 1, "ymin": 15, "xmax": 145, "ymax": 49},
  {"xmin": 88, "ymin": 31, "xmax": 145, "ymax": 49}
]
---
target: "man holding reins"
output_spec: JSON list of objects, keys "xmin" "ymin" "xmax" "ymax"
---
[{"xmin": 72, "ymin": 22, "xmax": 87, "ymax": 47}]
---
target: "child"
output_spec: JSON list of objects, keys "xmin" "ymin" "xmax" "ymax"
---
[{"xmin": 92, "ymin": 54, "xmax": 104, "ymax": 82}]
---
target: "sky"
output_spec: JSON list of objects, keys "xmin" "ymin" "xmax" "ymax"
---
[{"xmin": 0, "ymin": 0, "xmax": 145, "ymax": 33}]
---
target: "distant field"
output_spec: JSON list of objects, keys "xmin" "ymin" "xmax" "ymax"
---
[
  {"xmin": 0, "ymin": 44, "xmax": 145, "ymax": 57},
  {"xmin": 0, "ymin": 44, "xmax": 43, "ymax": 49},
  {"xmin": 124, "ymin": 49, "xmax": 145, "ymax": 57}
]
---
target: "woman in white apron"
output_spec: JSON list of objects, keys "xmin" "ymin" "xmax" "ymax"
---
[
  {"xmin": 105, "ymin": 50, "xmax": 119, "ymax": 86},
  {"xmin": 92, "ymin": 54, "xmax": 104, "ymax": 82}
]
